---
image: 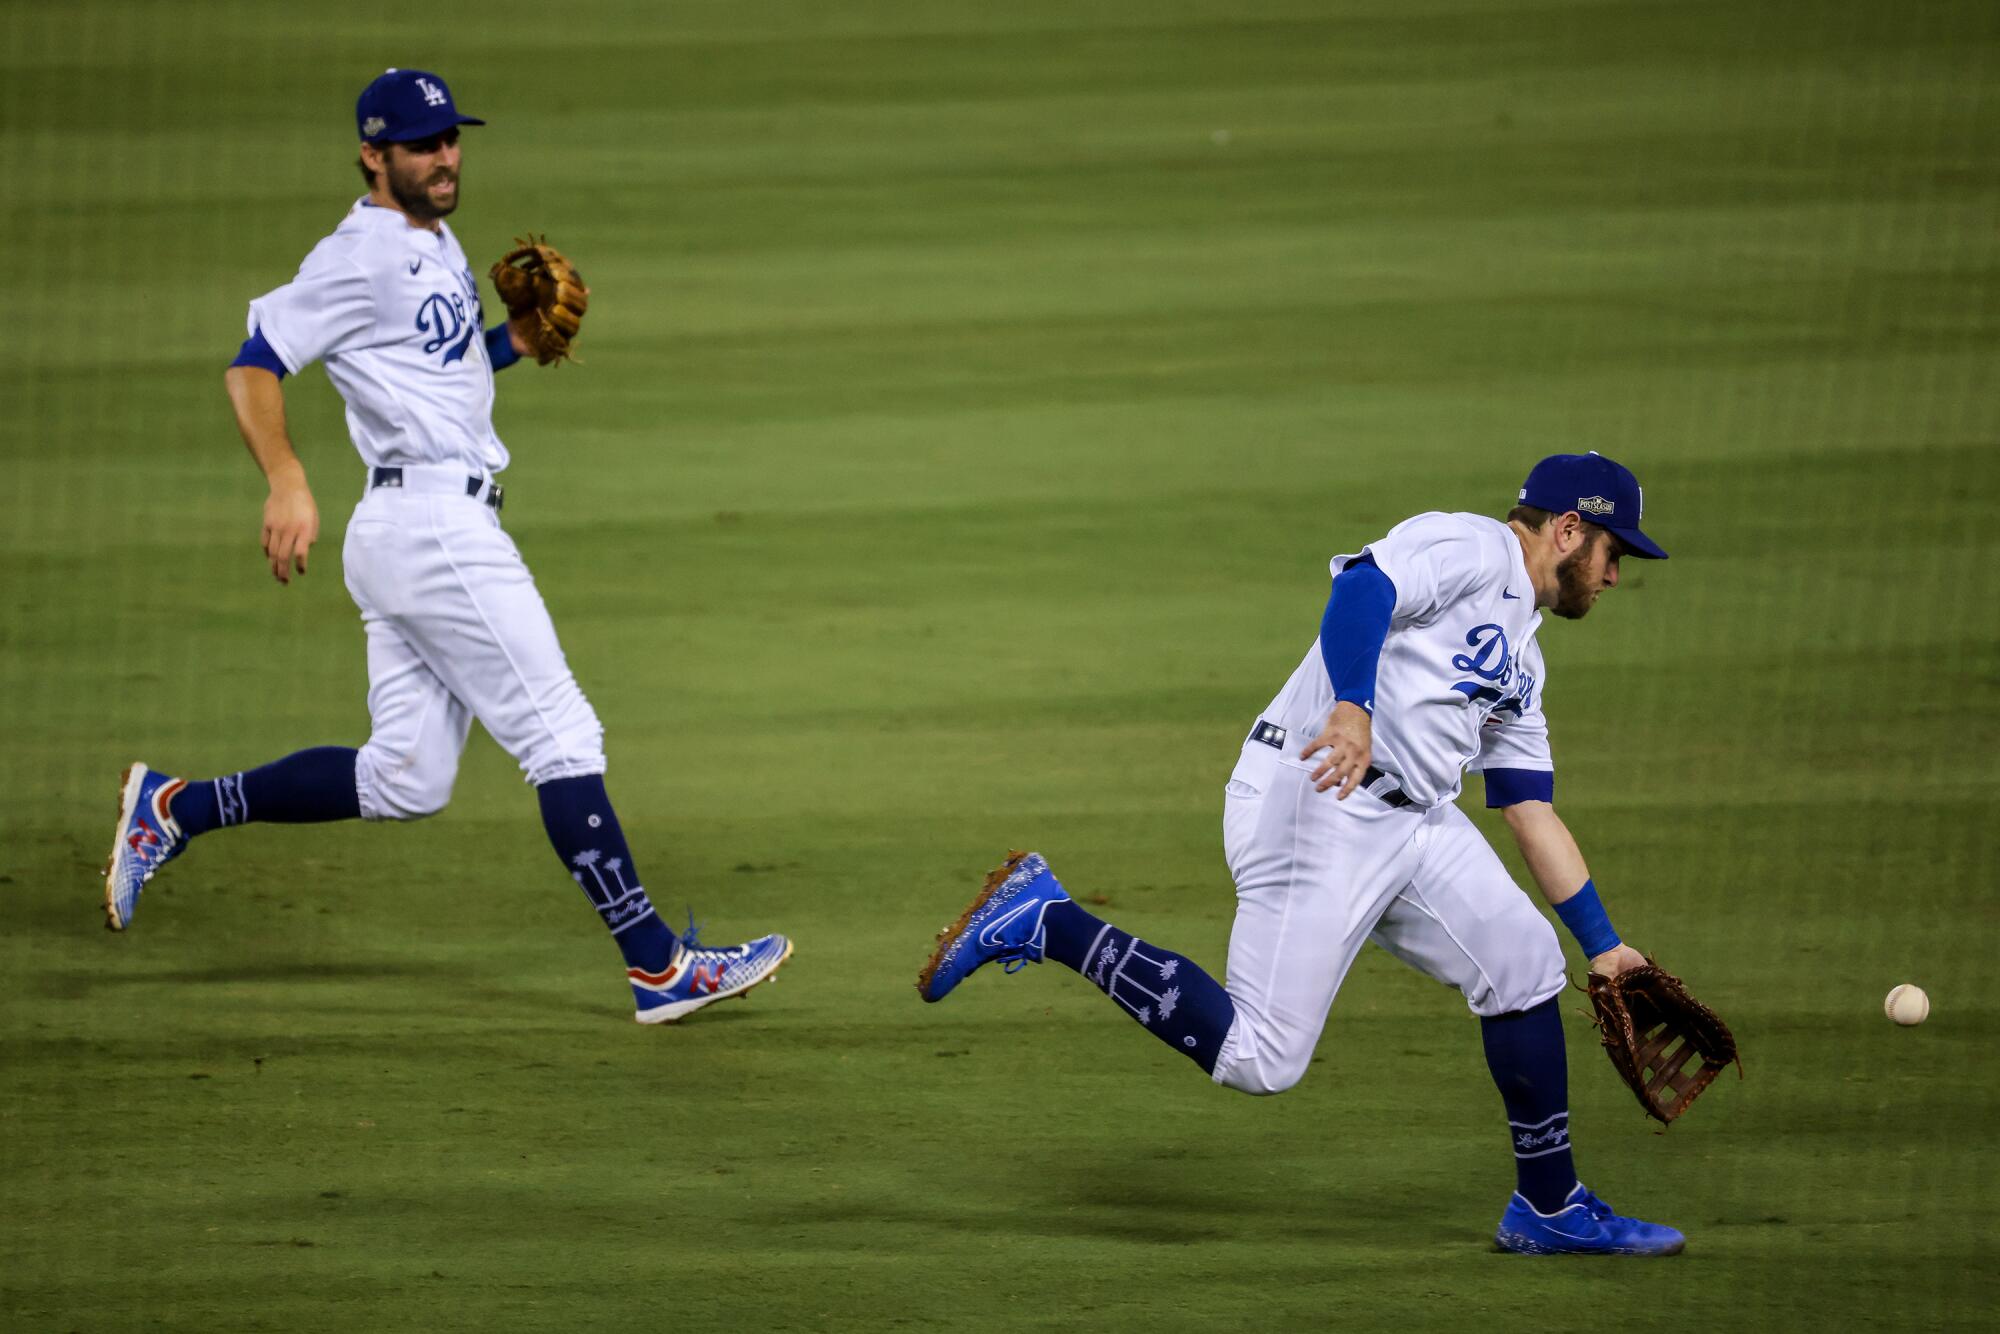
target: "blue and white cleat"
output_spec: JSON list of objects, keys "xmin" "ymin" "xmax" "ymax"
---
[
  {"xmin": 917, "ymin": 850, "xmax": 1070, "ymax": 1002},
  {"xmin": 1495, "ymin": 1183, "xmax": 1685, "ymax": 1256},
  {"xmin": 103, "ymin": 763, "xmax": 190, "ymax": 932},
  {"xmin": 628, "ymin": 927, "xmax": 793, "ymax": 1025}
]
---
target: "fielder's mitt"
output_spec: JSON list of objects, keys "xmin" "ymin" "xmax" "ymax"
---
[
  {"xmin": 491, "ymin": 236, "xmax": 588, "ymax": 365},
  {"xmin": 1587, "ymin": 963, "xmax": 1739, "ymax": 1125}
]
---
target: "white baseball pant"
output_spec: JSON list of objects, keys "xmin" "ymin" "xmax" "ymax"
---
[
  {"xmin": 340, "ymin": 468, "xmax": 606, "ymax": 821},
  {"xmin": 1210, "ymin": 739, "xmax": 1565, "ymax": 1095}
]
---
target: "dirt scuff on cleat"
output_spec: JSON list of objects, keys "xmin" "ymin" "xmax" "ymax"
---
[{"xmin": 915, "ymin": 849, "xmax": 1029, "ymax": 1000}]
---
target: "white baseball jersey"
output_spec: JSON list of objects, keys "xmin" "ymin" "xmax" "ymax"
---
[
  {"xmin": 1252, "ymin": 511, "xmax": 1553, "ymax": 808},
  {"xmin": 246, "ymin": 199, "xmax": 508, "ymax": 473}
]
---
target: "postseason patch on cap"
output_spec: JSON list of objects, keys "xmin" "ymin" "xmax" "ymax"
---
[{"xmin": 1577, "ymin": 495, "xmax": 1614, "ymax": 516}]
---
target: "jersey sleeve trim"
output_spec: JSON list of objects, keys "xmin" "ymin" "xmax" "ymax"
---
[
  {"xmin": 1483, "ymin": 767, "xmax": 1554, "ymax": 809},
  {"xmin": 230, "ymin": 326, "xmax": 289, "ymax": 379}
]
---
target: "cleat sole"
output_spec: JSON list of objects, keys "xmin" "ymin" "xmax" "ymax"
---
[
  {"xmin": 103, "ymin": 762, "xmax": 148, "ymax": 932},
  {"xmin": 916, "ymin": 849, "xmax": 1029, "ymax": 1001}
]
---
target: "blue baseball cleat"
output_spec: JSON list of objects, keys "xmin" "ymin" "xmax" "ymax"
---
[
  {"xmin": 917, "ymin": 850, "xmax": 1070, "ymax": 1002},
  {"xmin": 628, "ymin": 927, "xmax": 793, "ymax": 1025},
  {"xmin": 103, "ymin": 763, "xmax": 190, "ymax": 932},
  {"xmin": 1495, "ymin": 1184, "xmax": 1686, "ymax": 1256}
]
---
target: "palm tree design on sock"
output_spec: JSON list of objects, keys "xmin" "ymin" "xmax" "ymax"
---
[
  {"xmin": 572, "ymin": 848, "xmax": 651, "ymax": 930},
  {"xmin": 571, "ymin": 848, "xmax": 606, "ymax": 905},
  {"xmin": 1092, "ymin": 937, "xmax": 1190, "ymax": 1029}
]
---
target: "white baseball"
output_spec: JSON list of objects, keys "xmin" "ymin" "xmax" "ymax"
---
[{"xmin": 1884, "ymin": 984, "xmax": 1929, "ymax": 1026}]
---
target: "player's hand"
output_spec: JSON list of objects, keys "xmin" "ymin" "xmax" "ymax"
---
[
  {"xmin": 261, "ymin": 467, "xmax": 319, "ymax": 585},
  {"xmin": 1300, "ymin": 701, "xmax": 1373, "ymax": 798},
  {"xmin": 1589, "ymin": 943, "xmax": 1647, "ymax": 979}
]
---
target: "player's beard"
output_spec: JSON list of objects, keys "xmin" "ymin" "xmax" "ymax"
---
[
  {"xmin": 386, "ymin": 159, "xmax": 459, "ymax": 222},
  {"xmin": 1551, "ymin": 542, "xmax": 1599, "ymax": 619}
]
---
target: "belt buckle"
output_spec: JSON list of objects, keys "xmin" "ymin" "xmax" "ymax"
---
[{"xmin": 465, "ymin": 475, "xmax": 504, "ymax": 511}]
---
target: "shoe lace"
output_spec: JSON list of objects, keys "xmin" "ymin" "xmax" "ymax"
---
[
  {"xmin": 998, "ymin": 929, "xmax": 1047, "ymax": 974},
  {"xmin": 676, "ymin": 910, "xmax": 758, "ymax": 962}
]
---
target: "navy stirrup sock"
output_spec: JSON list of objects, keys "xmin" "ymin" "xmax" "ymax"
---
[
  {"xmin": 1480, "ymin": 997, "xmax": 1579, "ymax": 1213},
  {"xmin": 1040, "ymin": 898, "xmax": 1235, "ymax": 1074},
  {"xmin": 536, "ymin": 775, "xmax": 676, "ymax": 973},
  {"xmin": 170, "ymin": 746, "xmax": 362, "ymax": 835}
]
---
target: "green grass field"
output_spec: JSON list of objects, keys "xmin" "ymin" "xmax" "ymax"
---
[{"xmin": 5, "ymin": 1, "xmax": 1998, "ymax": 1328}]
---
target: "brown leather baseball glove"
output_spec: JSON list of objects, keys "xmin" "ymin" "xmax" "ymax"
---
[
  {"xmin": 491, "ymin": 236, "xmax": 588, "ymax": 365},
  {"xmin": 1587, "ymin": 963, "xmax": 1739, "ymax": 1124}
]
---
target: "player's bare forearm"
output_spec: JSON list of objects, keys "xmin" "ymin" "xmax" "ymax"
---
[
  {"xmin": 1501, "ymin": 799, "xmax": 1589, "ymax": 903},
  {"xmin": 224, "ymin": 365, "xmax": 304, "ymax": 485},
  {"xmin": 224, "ymin": 365, "xmax": 319, "ymax": 585},
  {"xmin": 1503, "ymin": 800, "xmax": 1645, "ymax": 976}
]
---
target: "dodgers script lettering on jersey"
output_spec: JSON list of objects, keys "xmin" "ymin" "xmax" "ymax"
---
[
  {"xmin": 1256, "ymin": 512, "xmax": 1553, "ymax": 807},
  {"xmin": 245, "ymin": 200, "xmax": 509, "ymax": 472}
]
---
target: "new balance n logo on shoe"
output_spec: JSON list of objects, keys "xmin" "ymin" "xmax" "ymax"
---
[{"xmin": 629, "ymin": 934, "xmax": 792, "ymax": 1025}]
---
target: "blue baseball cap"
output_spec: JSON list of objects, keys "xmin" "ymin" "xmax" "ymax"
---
[
  {"xmin": 355, "ymin": 68, "xmax": 484, "ymax": 143},
  {"xmin": 1519, "ymin": 451, "xmax": 1668, "ymax": 559}
]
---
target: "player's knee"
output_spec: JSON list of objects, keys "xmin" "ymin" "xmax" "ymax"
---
[
  {"xmin": 363, "ymin": 775, "xmax": 453, "ymax": 821},
  {"xmin": 1212, "ymin": 1028, "xmax": 1312, "ymax": 1096},
  {"xmin": 375, "ymin": 785, "xmax": 451, "ymax": 821},
  {"xmin": 1473, "ymin": 914, "xmax": 1567, "ymax": 1016},
  {"xmin": 355, "ymin": 746, "xmax": 456, "ymax": 821},
  {"xmin": 1218, "ymin": 1055, "xmax": 1309, "ymax": 1096}
]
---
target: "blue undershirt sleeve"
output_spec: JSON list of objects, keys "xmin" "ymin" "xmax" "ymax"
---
[
  {"xmin": 229, "ymin": 327, "xmax": 288, "ymax": 379},
  {"xmin": 1318, "ymin": 552, "xmax": 1396, "ymax": 714},
  {"xmin": 485, "ymin": 324, "xmax": 521, "ymax": 371}
]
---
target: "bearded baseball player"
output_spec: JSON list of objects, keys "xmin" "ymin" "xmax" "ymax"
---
[
  {"xmin": 921, "ymin": 453, "xmax": 1688, "ymax": 1255},
  {"xmin": 102, "ymin": 69, "xmax": 792, "ymax": 1023}
]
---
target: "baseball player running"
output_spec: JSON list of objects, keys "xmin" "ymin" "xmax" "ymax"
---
[
  {"xmin": 921, "ymin": 453, "xmax": 1686, "ymax": 1254},
  {"xmin": 102, "ymin": 69, "xmax": 792, "ymax": 1023}
]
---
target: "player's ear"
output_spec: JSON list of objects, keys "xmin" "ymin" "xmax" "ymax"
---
[{"xmin": 1555, "ymin": 511, "xmax": 1586, "ymax": 553}]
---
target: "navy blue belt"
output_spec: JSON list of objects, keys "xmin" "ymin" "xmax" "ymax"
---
[
  {"xmin": 1248, "ymin": 719, "xmax": 1413, "ymax": 808},
  {"xmin": 369, "ymin": 466, "xmax": 504, "ymax": 511}
]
